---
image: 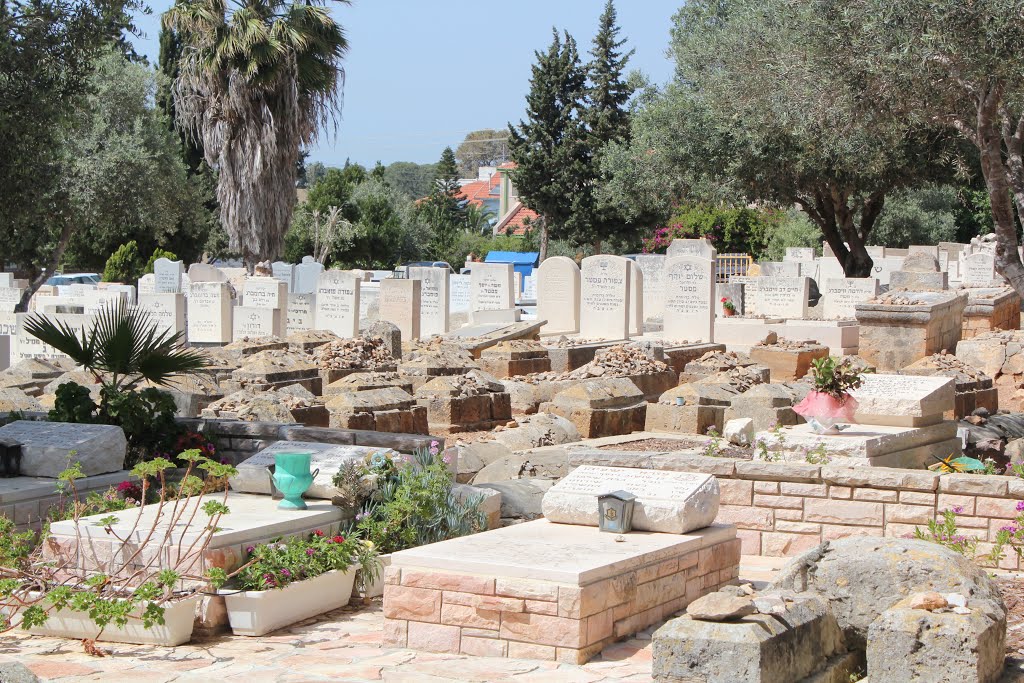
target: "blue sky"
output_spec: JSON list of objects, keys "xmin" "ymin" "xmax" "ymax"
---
[{"xmin": 131, "ymin": 0, "xmax": 680, "ymax": 168}]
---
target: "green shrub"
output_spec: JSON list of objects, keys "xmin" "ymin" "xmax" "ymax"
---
[
  {"xmin": 144, "ymin": 248, "xmax": 178, "ymax": 274},
  {"xmin": 234, "ymin": 530, "xmax": 365, "ymax": 591},
  {"xmin": 642, "ymin": 204, "xmax": 779, "ymax": 257},
  {"xmin": 102, "ymin": 240, "xmax": 142, "ymax": 283},
  {"xmin": 762, "ymin": 208, "xmax": 821, "ymax": 260}
]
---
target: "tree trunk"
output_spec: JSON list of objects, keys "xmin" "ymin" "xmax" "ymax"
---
[
  {"xmin": 977, "ymin": 96, "xmax": 1024, "ymax": 296},
  {"xmin": 593, "ymin": 240, "xmax": 602, "ymax": 255},
  {"xmin": 539, "ymin": 223, "xmax": 549, "ymax": 261},
  {"xmin": 17, "ymin": 220, "xmax": 75, "ymax": 313}
]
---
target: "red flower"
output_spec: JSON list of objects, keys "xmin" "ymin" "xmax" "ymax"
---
[
  {"xmin": 332, "ymin": 535, "xmax": 345, "ymax": 544},
  {"xmin": 313, "ymin": 529, "xmax": 325, "ymax": 537}
]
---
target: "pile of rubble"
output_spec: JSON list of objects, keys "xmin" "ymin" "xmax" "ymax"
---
[
  {"xmin": 753, "ymin": 336, "xmax": 821, "ymax": 351},
  {"xmin": 519, "ymin": 344, "xmax": 671, "ymax": 384},
  {"xmin": 869, "ymin": 293, "xmax": 926, "ymax": 306},
  {"xmin": 906, "ymin": 352, "xmax": 987, "ymax": 381},
  {"xmin": 425, "ymin": 369, "xmax": 506, "ymax": 397},
  {"xmin": 201, "ymin": 384, "xmax": 323, "ymax": 423},
  {"xmin": 542, "ymin": 336, "xmax": 608, "ymax": 348},
  {"xmin": 315, "ymin": 337, "xmax": 394, "ymax": 370}
]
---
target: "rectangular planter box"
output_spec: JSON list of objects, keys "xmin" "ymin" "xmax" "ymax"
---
[
  {"xmin": 224, "ymin": 567, "xmax": 356, "ymax": 636},
  {"xmin": 29, "ymin": 594, "xmax": 202, "ymax": 646}
]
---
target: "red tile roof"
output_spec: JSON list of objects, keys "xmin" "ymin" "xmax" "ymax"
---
[
  {"xmin": 494, "ymin": 201, "xmax": 539, "ymax": 236},
  {"xmin": 457, "ymin": 180, "xmax": 490, "ymax": 207}
]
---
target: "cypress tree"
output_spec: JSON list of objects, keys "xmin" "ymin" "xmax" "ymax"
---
[{"xmin": 422, "ymin": 146, "xmax": 466, "ymax": 260}]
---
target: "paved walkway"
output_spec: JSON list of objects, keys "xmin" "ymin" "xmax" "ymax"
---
[{"xmin": 2, "ymin": 556, "xmax": 788, "ymax": 682}]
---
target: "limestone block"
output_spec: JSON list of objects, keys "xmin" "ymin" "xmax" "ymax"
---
[
  {"xmin": 724, "ymin": 418, "xmax": 754, "ymax": 446},
  {"xmin": 748, "ymin": 344, "xmax": 829, "ymax": 382},
  {"xmin": 867, "ymin": 601, "xmax": 1005, "ymax": 683},
  {"xmin": 653, "ymin": 592, "xmax": 846, "ymax": 683},
  {"xmin": 0, "ymin": 421, "xmax": 126, "ymax": 478},
  {"xmin": 644, "ymin": 403, "xmax": 724, "ymax": 435},
  {"xmin": 541, "ymin": 465, "xmax": 720, "ymax": 534},
  {"xmin": 890, "ymin": 270, "xmax": 948, "ymax": 291},
  {"xmin": 849, "ymin": 373, "xmax": 954, "ymax": 427}
]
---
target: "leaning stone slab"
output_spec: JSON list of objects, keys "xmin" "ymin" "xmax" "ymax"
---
[
  {"xmin": 541, "ymin": 464, "xmax": 719, "ymax": 534},
  {"xmin": 228, "ymin": 440, "xmax": 398, "ymax": 500},
  {"xmin": 0, "ymin": 420, "xmax": 126, "ymax": 478},
  {"xmin": 849, "ymin": 373, "xmax": 954, "ymax": 427}
]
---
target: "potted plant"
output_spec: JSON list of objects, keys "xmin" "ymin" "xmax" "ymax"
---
[
  {"xmin": 215, "ymin": 530, "xmax": 377, "ymax": 636},
  {"xmin": 793, "ymin": 357, "xmax": 866, "ymax": 434},
  {"xmin": 334, "ymin": 442, "xmax": 486, "ymax": 599},
  {"xmin": 721, "ymin": 297, "xmax": 737, "ymax": 317},
  {"xmin": 1, "ymin": 452, "xmax": 236, "ymax": 650}
]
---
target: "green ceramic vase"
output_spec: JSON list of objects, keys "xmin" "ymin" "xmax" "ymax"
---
[{"xmin": 272, "ymin": 452, "xmax": 318, "ymax": 510}]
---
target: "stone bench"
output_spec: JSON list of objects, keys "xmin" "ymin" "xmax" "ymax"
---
[{"xmin": 383, "ymin": 519, "xmax": 740, "ymax": 664}]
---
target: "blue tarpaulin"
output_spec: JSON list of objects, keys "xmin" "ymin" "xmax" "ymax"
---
[{"xmin": 484, "ymin": 251, "xmax": 539, "ymax": 291}]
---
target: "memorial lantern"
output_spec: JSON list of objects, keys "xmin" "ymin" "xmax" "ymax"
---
[{"xmin": 598, "ymin": 490, "xmax": 636, "ymax": 533}]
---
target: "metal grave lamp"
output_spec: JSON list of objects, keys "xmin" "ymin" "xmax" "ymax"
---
[
  {"xmin": 0, "ymin": 437, "xmax": 22, "ymax": 478},
  {"xmin": 598, "ymin": 490, "xmax": 636, "ymax": 534}
]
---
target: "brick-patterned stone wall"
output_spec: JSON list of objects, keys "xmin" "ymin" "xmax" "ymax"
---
[
  {"xmin": 571, "ymin": 451, "xmax": 1024, "ymax": 570},
  {"xmin": 962, "ymin": 289, "xmax": 1021, "ymax": 340},
  {"xmin": 383, "ymin": 535, "xmax": 741, "ymax": 664}
]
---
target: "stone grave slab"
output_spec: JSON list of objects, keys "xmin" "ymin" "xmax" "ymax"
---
[
  {"xmin": 138, "ymin": 293, "xmax": 185, "ymax": 339},
  {"xmin": 153, "ymin": 258, "xmax": 184, "ymax": 294},
  {"xmin": 667, "ymin": 238, "xmax": 717, "ymax": 260},
  {"xmin": 469, "ymin": 262, "xmax": 514, "ymax": 314},
  {"xmin": 385, "ymin": 519, "xmax": 739, "ymax": 663},
  {"xmin": 187, "ymin": 281, "xmax": 232, "ymax": 344},
  {"xmin": 580, "ymin": 255, "xmax": 631, "ymax": 339},
  {"xmin": 314, "ymin": 270, "xmax": 360, "ymax": 338},
  {"xmin": 293, "ymin": 256, "xmax": 324, "ymax": 294},
  {"xmin": 542, "ymin": 465, "xmax": 720, "ymax": 534},
  {"xmin": 0, "ymin": 420, "xmax": 126, "ymax": 477},
  {"xmin": 271, "ymin": 261, "xmax": 294, "ymax": 291},
  {"xmin": 0, "ymin": 471, "xmax": 131, "ymax": 530},
  {"xmin": 755, "ymin": 421, "xmax": 960, "ymax": 468},
  {"xmin": 663, "ymin": 256, "xmax": 715, "ymax": 342},
  {"xmin": 379, "ymin": 278, "xmax": 421, "ymax": 341},
  {"xmin": 756, "ymin": 277, "xmax": 810, "ymax": 318},
  {"xmin": 409, "ymin": 266, "xmax": 449, "ymax": 337},
  {"xmin": 228, "ymin": 440, "xmax": 399, "ymax": 500},
  {"xmin": 285, "ymin": 293, "xmax": 315, "ymax": 334},
  {"xmin": 536, "ymin": 256, "xmax": 581, "ymax": 336},
  {"xmin": 849, "ymin": 374, "xmax": 954, "ymax": 427},
  {"xmin": 628, "ymin": 260, "xmax": 644, "ymax": 336},
  {"xmin": 823, "ymin": 278, "xmax": 879, "ymax": 319}
]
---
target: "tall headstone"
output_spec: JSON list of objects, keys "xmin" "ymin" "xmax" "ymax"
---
[
  {"xmin": 243, "ymin": 277, "xmax": 287, "ymax": 309},
  {"xmin": 757, "ymin": 277, "xmax": 810, "ymax": 319},
  {"xmin": 379, "ymin": 278, "xmax": 421, "ymax": 341},
  {"xmin": 469, "ymin": 263, "xmax": 514, "ymax": 314},
  {"xmin": 522, "ymin": 275, "xmax": 537, "ymax": 302},
  {"xmin": 314, "ymin": 270, "xmax": 360, "ymax": 338},
  {"xmin": 137, "ymin": 273, "xmax": 156, "ymax": 296},
  {"xmin": 154, "ymin": 258, "xmax": 185, "ymax": 294},
  {"xmin": 579, "ymin": 255, "xmax": 630, "ymax": 339},
  {"xmin": 0, "ymin": 286, "xmax": 23, "ymax": 313},
  {"xmin": 138, "ymin": 293, "xmax": 186, "ymax": 339},
  {"xmin": 663, "ymin": 256, "xmax": 715, "ymax": 342},
  {"xmin": 187, "ymin": 281, "xmax": 232, "ymax": 343},
  {"xmin": 963, "ymin": 252, "xmax": 998, "ymax": 287},
  {"xmin": 628, "ymin": 260, "xmax": 644, "ymax": 336},
  {"xmin": 409, "ymin": 266, "xmax": 449, "ymax": 337},
  {"xmin": 822, "ymin": 278, "xmax": 880, "ymax": 319},
  {"xmin": 187, "ymin": 263, "xmax": 226, "ymax": 283},
  {"xmin": 232, "ymin": 306, "xmax": 284, "ymax": 339},
  {"xmin": 286, "ymin": 293, "xmax": 315, "ymax": 334},
  {"xmin": 760, "ymin": 261, "xmax": 801, "ymax": 277},
  {"xmin": 294, "ymin": 256, "xmax": 325, "ymax": 295},
  {"xmin": 271, "ymin": 261, "xmax": 295, "ymax": 292},
  {"xmin": 635, "ymin": 254, "xmax": 666, "ymax": 320},
  {"xmin": 536, "ymin": 257, "xmax": 581, "ymax": 336},
  {"xmin": 359, "ymin": 281, "xmax": 380, "ymax": 322},
  {"xmin": 666, "ymin": 239, "xmax": 717, "ymax": 260},
  {"xmin": 908, "ymin": 245, "xmax": 940, "ymax": 259},
  {"xmin": 449, "ymin": 274, "xmax": 471, "ymax": 314}
]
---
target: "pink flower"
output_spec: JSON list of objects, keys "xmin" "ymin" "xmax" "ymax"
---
[
  {"xmin": 952, "ymin": 505, "xmax": 965, "ymax": 514},
  {"xmin": 306, "ymin": 548, "xmax": 316, "ymax": 556},
  {"xmin": 1016, "ymin": 501, "xmax": 1024, "ymax": 512}
]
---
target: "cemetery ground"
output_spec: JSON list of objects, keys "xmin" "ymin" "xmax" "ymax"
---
[{"xmin": 5, "ymin": 239, "xmax": 1024, "ymax": 680}]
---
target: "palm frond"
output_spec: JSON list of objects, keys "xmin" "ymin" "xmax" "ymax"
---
[{"xmin": 23, "ymin": 314, "xmax": 94, "ymax": 367}]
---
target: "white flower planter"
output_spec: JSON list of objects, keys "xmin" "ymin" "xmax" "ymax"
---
[
  {"xmin": 28, "ymin": 594, "xmax": 202, "ymax": 646},
  {"xmin": 223, "ymin": 567, "xmax": 356, "ymax": 636},
  {"xmin": 356, "ymin": 553, "xmax": 391, "ymax": 599}
]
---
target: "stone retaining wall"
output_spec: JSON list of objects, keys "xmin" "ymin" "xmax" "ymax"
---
[{"xmin": 571, "ymin": 449, "xmax": 1024, "ymax": 570}]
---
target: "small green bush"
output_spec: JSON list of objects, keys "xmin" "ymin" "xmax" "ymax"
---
[{"xmin": 102, "ymin": 240, "xmax": 142, "ymax": 283}]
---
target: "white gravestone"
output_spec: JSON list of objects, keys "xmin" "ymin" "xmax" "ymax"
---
[
  {"xmin": 233, "ymin": 306, "xmax": 284, "ymax": 339},
  {"xmin": 229, "ymin": 441, "xmax": 399, "ymax": 500},
  {"xmin": 536, "ymin": 257, "xmax": 581, "ymax": 336},
  {"xmin": 137, "ymin": 274, "xmax": 156, "ymax": 296},
  {"xmin": 379, "ymin": 278, "xmax": 421, "ymax": 341},
  {"xmin": 666, "ymin": 238, "xmax": 717, "ymax": 260},
  {"xmin": 271, "ymin": 262, "xmax": 295, "ymax": 292},
  {"xmin": 244, "ymin": 277, "xmax": 287, "ymax": 309},
  {"xmin": 759, "ymin": 261, "xmax": 801, "ymax": 278},
  {"xmin": 15, "ymin": 313, "xmax": 90, "ymax": 361},
  {"xmin": 850, "ymin": 374, "xmax": 954, "ymax": 427},
  {"xmin": 756, "ymin": 276, "xmax": 810, "ymax": 319},
  {"xmin": 664, "ymin": 255, "xmax": 715, "ymax": 342},
  {"xmin": 314, "ymin": 270, "xmax": 360, "ymax": 338},
  {"xmin": 785, "ymin": 247, "xmax": 816, "ymax": 262},
  {"xmin": 187, "ymin": 263, "xmax": 226, "ymax": 283},
  {"xmin": 153, "ymin": 258, "xmax": 185, "ymax": 294},
  {"xmin": 138, "ymin": 293, "xmax": 186, "ymax": 339},
  {"xmin": 449, "ymin": 274, "xmax": 471, "ymax": 314},
  {"xmin": 286, "ymin": 293, "xmax": 315, "ymax": 334},
  {"xmin": 359, "ymin": 281, "xmax": 380, "ymax": 322},
  {"xmin": 541, "ymin": 465, "xmax": 720, "ymax": 534},
  {"xmin": 522, "ymin": 275, "xmax": 537, "ymax": 302},
  {"xmin": 293, "ymin": 256, "xmax": 325, "ymax": 295},
  {"xmin": 628, "ymin": 260, "xmax": 644, "ymax": 336},
  {"xmin": 187, "ymin": 281, "xmax": 233, "ymax": 343},
  {"xmin": 0, "ymin": 287, "xmax": 23, "ymax": 313},
  {"xmin": 822, "ymin": 278, "xmax": 880, "ymax": 320},
  {"xmin": 0, "ymin": 421, "xmax": 126, "ymax": 478},
  {"xmin": 580, "ymin": 255, "xmax": 631, "ymax": 340},
  {"xmin": 409, "ymin": 266, "xmax": 449, "ymax": 337},
  {"xmin": 908, "ymin": 245, "xmax": 940, "ymax": 259},
  {"xmin": 963, "ymin": 252, "xmax": 999, "ymax": 287},
  {"xmin": 635, "ymin": 254, "xmax": 666, "ymax": 320},
  {"xmin": 730, "ymin": 276, "xmax": 761, "ymax": 315},
  {"xmin": 470, "ymin": 263, "xmax": 514, "ymax": 314}
]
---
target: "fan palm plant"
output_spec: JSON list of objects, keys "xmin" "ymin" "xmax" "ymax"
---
[
  {"xmin": 24, "ymin": 300, "xmax": 209, "ymax": 392},
  {"xmin": 163, "ymin": 0, "xmax": 350, "ymax": 267}
]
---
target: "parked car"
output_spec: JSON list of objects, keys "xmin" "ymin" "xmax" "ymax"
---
[{"xmin": 45, "ymin": 273, "xmax": 101, "ymax": 287}]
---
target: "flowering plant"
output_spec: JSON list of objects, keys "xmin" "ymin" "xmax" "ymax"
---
[
  {"xmin": 915, "ymin": 501, "xmax": 1024, "ymax": 568},
  {"xmin": 721, "ymin": 297, "xmax": 737, "ymax": 313},
  {"xmin": 234, "ymin": 530, "xmax": 365, "ymax": 591}
]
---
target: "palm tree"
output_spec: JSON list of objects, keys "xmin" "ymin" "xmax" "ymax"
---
[
  {"xmin": 465, "ymin": 204, "xmax": 496, "ymax": 236},
  {"xmin": 24, "ymin": 301, "xmax": 209, "ymax": 393},
  {"xmin": 164, "ymin": 0, "xmax": 350, "ymax": 266}
]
